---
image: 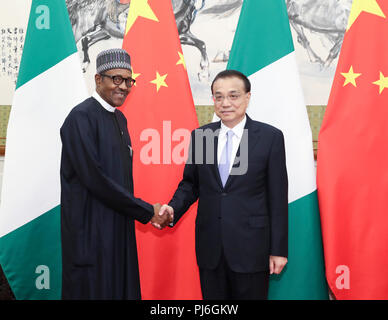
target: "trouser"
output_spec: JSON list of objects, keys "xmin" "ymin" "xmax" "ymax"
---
[{"xmin": 199, "ymin": 251, "xmax": 269, "ymax": 300}]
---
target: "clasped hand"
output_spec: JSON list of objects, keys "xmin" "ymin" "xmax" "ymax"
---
[{"xmin": 150, "ymin": 203, "xmax": 174, "ymax": 230}]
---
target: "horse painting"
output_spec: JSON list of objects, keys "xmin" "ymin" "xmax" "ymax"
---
[
  {"xmin": 287, "ymin": 0, "xmax": 352, "ymax": 68},
  {"xmin": 66, "ymin": 0, "xmax": 209, "ymax": 79},
  {"xmin": 66, "ymin": 0, "xmax": 130, "ymax": 72}
]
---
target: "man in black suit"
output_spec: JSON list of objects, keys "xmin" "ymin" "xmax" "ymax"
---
[{"xmin": 158, "ymin": 70, "xmax": 288, "ymax": 300}]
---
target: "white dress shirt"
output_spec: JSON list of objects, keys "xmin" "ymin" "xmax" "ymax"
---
[
  {"xmin": 217, "ymin": 116, "xmax": 247, "ymax": 174},
  {"xmin": 92, "ymin": 91, "xmax": 116, "ymax": 113}
]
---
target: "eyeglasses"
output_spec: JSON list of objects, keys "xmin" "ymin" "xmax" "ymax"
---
[
  {"xmin": 212, "ymin": 93, "xmax": 243, "ymax": 104},
  {"xmin": 100, "ymin": 74, "xmax": 136, "ymax": 87}
]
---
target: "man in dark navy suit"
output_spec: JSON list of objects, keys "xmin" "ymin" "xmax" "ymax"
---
[{"xmin": 159, "ymin": 70, "xmax": 288, "ymax": 300}]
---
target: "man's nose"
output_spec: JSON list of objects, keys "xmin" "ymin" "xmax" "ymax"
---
[
  {"xmin": 221, "ymin": 97, "xmax": 231, "ymax": 107},
  {"xmin": 119, "ymin": 80, "xmax": 130, "ymax": 90}
]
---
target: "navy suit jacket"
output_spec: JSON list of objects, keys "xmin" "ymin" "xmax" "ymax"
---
[{"xmin": 169, "ymin": 115, "xmax": 288, "ymax": 273}]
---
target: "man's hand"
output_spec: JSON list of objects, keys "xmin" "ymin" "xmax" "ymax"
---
[
  {"xmin": 269, "ymin": 256, "xmax": 288, "ymax": 275},
  {"xmin": 159, "ymin": 204, "xmax": 174, "ymax": 224},
  {"xmin": 150, "ymin": 203, "xmax": 173, "ymax": 230}
]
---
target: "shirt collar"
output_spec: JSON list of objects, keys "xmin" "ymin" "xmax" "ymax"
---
[
  {"xmin": 220, "ymin": 115, "xmax": 246, "ymax": 139},
  {"xmin": 92, "ymin": 91, "xmax": 116, "ymax": 113}
]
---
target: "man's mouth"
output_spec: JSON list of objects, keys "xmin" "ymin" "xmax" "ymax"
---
[{"xmin": 114, "ymin": 92, "xmax": 127, "ymax": 99}]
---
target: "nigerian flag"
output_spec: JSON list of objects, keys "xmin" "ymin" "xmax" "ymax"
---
[
  {"xmin": 0, "ymin": 0, "xmax": 87, "ymax": 299},
  {"xmin": 220, "ymin": 0, "xmax": 328, "ymax": 299}
]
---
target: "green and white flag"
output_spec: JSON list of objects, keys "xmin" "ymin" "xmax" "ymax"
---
[
  {"xmin": 214, "ymin": 0, "xmax": 328, "ymax": 299},
  {"xmin": 0, "ymin": 0, "xmax": 87, "ymax": 299}
]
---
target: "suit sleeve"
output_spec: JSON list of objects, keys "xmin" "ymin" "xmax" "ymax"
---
[
  {"xmin": 168, "ymin": 131, "xmax": 199, "ymax": 225},
  {"xmin": 60, "ymin": 110, "xmax": 153, "ymax": 224},
  {"xmin": 267, "ymin": 129, "xmax": 288, "ymax": 257}
]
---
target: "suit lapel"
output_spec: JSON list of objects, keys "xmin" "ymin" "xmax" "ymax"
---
[
  {"xmin": 245, "ymin": 115, "xmax": 261, "ymax": 159},
  {"xmin": 209, "ymin": 121, "xmax": 224, "ymax": 189},
  {"xmin": 224, "ymin": 115, "xmax": 261, "ymax": 189}
]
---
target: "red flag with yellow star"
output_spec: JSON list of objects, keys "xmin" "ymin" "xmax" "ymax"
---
[
  {"xmin": 317, "ymin": 0, "xmax": 388, "ymax": 299},
  {"xmin": 119, "ymin": 0, "xmax": 201, "ymax": 299}
]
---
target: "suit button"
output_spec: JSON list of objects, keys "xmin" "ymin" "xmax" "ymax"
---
[
  {"xmin": 218, "ymin": 216, "xmax": 222, "ymax": 219},
  {"xmin": 221, "ymin": 193, "xmax": 227, "ymax": 196}
]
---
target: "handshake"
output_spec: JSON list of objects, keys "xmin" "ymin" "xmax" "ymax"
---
[{"xmin": 150, "ymin": 203, "xmax": 174, "ymax": 230}]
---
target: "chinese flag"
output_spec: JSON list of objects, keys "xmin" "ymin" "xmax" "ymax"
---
[
  {"xmin": 120, "ymin": 0, "xmax": 201, "ymax": 299},
  {"xmin": 317, "ymin": 0, "xmax": 388, "ymax": 299}
]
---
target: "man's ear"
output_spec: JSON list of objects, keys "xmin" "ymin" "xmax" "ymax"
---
[
  {"xmin": 95, "ymin": 73, "xmax": 101, "ymax": 88},
  {"xmin": 246, "ymin": 91, "xmax": 251, "ymax": 102}
]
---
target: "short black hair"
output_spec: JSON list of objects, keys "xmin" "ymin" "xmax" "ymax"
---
[{"xmin": 211, "ymin": 69, "xmax": 251, "ymax": 94}]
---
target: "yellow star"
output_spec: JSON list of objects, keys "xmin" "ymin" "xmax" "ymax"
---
[
  {"xmin": 131, "ymin": 69, "xmax": 141, "ymax": 86},
  {"xmin": 347, "ymin": 0, "xmax": 385, "ymax": 31},
  {"xmin": 176, "ymin": 51, "xmax": 186, "ymax": 70},
  {"xmin": 125, "ymin": 0, "xmax": 159, "ymax": 34},
  {"xmin": 150, "ymin": 72, "xmax": 168, "ymax": 92},
  {"xmin": 341, "ymin": 66, "xmax": 362, "ymax": 87},
  {"xmin": 373, "ymin": 72, "xmax": 388, "ymax": 94}
]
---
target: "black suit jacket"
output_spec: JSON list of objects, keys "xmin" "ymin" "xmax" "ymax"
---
[{"xmin": 169, "ymin": 115, "xmax": 288, "ymax": 273}]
